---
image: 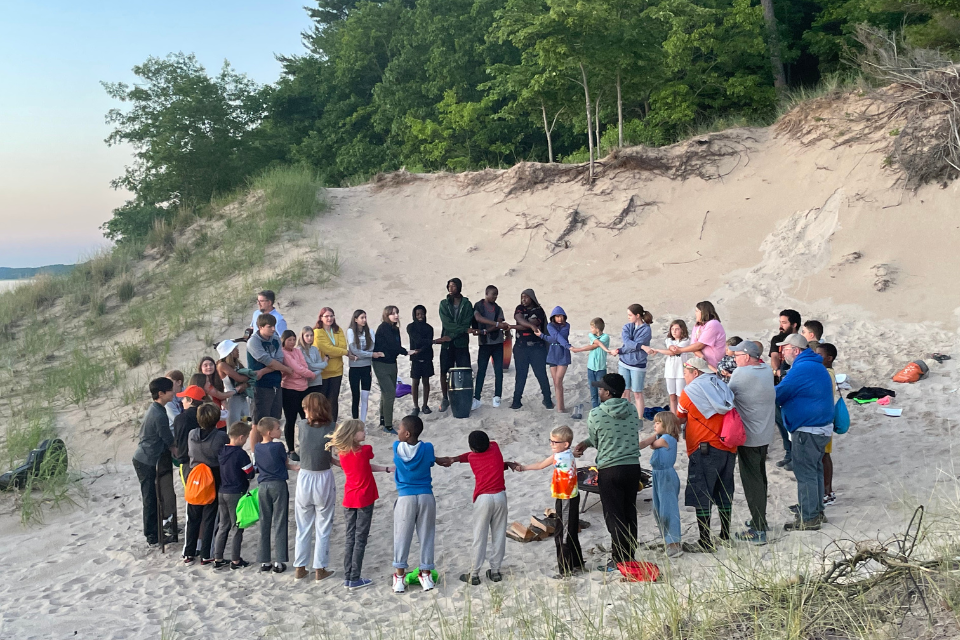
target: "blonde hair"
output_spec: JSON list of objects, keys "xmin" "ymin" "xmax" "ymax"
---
[
  {"xmin": 257, "ymin": 417, "xmax": 280, "ymax": 437},
  {"xmin": 551, "ymin": 425, "xmax": 574, "ymax": 444},
  {"xmin": 654, "ymin": 411, "xmax": 681, "ymax": 439},
  {"xmin": 297, "ymin": 326, "xmax": 315, "ymax": 350},
  {"xmin": 326, "ymin": 419, "xmax": 366, "ymax": 453}
]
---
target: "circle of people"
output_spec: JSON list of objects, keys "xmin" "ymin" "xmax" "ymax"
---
[{"xmin": 132, "ymin": 281, "xmax": 841, "ymax": 591}]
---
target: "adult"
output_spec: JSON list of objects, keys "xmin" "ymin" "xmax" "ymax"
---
[
  {"xmin": 132, "ymin": 377, "xmax": 176, "ymax": 546},
  {"xmin": 573, "ymin": 373, "xmax": 641, "ymax": 570},
  {"xmin": 251, "ymin": 289, "xmax": 287, "ymax": 337},
  {"xmin": 510, "ymin": 289, "xmax": 554, "ymax": 410},
  {"xmin": 346, "ymin": 310, "xmax": 382, "ymax": 422},
  {"xmin": 774, "ymin": 334, "xmax": 834, "ymax": 531},
  {"xmin": 613, "ymin": 304, "xmax": 651, "ymax": 419},
  {"xmin": 280, "ymin": 329, "xmax": 318, "ymax": 461},
  {"xmin": 313, "ymin": 307, "xmax": 350, "ymax": 423},
  {"xmin": 247, "ymin": 313, "xmax": 294, "ymax": 446},
  {"xmin": 770, "ymin": 309, "xmax": 801, "ymax": 470},
  {"xmin": 438, "ymin": 278, "xmax": 473, "ymax": 412},
  {"xmin": 372, "ymin": 306, "xmax": 414, "ymax": 433},
  {"xmin": 727, "ymin": 341, "xmax": 776, "ymax": 544},
  {"xmin": 669, "ymin": 301, "xmax": 727, "ymax": 369},
  {"xmin": 473, "ymin": 285, "xmax": 509, "ymax": 410},
  {"xmin": 299, "ymin": 326, "xmax": 328, "ymax": 400},
  {"xmin": 676, "ymin": 357, "xmax": 737, "ymax": 551},
  {"xmin": 216, "ymin": 341, "xmax": 249, "ymax": 426}
]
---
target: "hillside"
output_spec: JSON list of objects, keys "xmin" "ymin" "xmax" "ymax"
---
[{"xmin": 0, "ymin": 264, "xmax": 74, "ymax": 280}]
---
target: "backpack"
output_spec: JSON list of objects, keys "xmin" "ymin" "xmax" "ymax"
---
[
  {"xmin": 892, "ymin": 360, "xmax": 928, "ymax": 384},
  {"xmin": 833, "ymin": 397, "xmax": 850, "ymax": 434},
  {"xmin": 236, "ymin": 488, "xmax": 260, "ymax": 529},
  {"xmin": 719, "ymin": 408, "xmax": 747, "ymax": 448},
  {"xmin": 184, "ymin": 463, "xmax": 216, "ymax": 505}
]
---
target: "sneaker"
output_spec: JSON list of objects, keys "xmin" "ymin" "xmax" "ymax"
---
[
  {"xmin": 775, "ymin": 458, "xmax": 791, "ymax": 468},
  {"xmin": 418, "ymin": 571, "xmax": 436, "ymax": 591},
  {"xmin": 230, "ymin": 559, "xmax": 251, "ymax": 570},
  {"xmin": 214, "ymin": 559, "xmax": 230, "ymax": 569},
  {"xmin": 783, "ymin": 461, "xmax": 794, "ymax": 471},
  {"xmin": 784, "ymin": 518, "xmax": 821, "ymax": 532},
  {"xmin": 347, "ymin": 578, "xmax": 373, "ymax": 589},
  {"xmin": 421, "ymin": 405, "xmax": 433, "ymax": 415},
  {"xmin": 183, "ymin": 556, "xmax": 195, "ymax": 565},
  {"xmin": 823, "ymin": 492, "xmax": 836, "ymax": 505},
  {"xmin": 440, "ymin": 397, "xmax": 450, "ymax": 412},
  {"xmin": 393, "ymin": 573, "xmax": 406, "ymax": 593},
  {"xmin": 597, "ymin": 560, "xmax": 618, "ymax": 572},
  {"xmin": 734, "ymin": 529, "xmax": 768, "ymax": 544},
  {"xmin": 411, "ymin": 407, "xmax": 420, "ymax": 417},
  {"xmin": 509, "ymin": 402, "xmax": 522, "ymax": 410},
  {"xmin": 788, "ymin": 504, "xmax": 800, "ymax": 515},
  {"xmin": 261, "ymin": 563, "xmax": 272, "ymax": 572},
  {"xmin": 459, "ymin": 573, "xmax": 481, "ymax": 586},
  {"xmin": 272, "ymin": 562, "xmax": 287, "ymax": 573},
  {"xmin": 316, "ymin": 568, "xmax": 335, "ymax": 581},
  {"xmin": 383, "ymin": 426, "xmax": 397, "ymax": 435},
  {"xmin": 289, "ymin": 451, "xmax": 300, "ymax": 462},
  {"xmin": 492, "ymin": 396, "xmax": 501, "ymax": 408},
  {"xmin": 485, "ymin": 569, "xmax": 503, "ymax": 582},
  {"xmin": 200, "ymin": 558, "xmax": 216, "ymax": 566},
  {"xmin": 542, "ymin": 398, "xmax": 555, "ymax": 410},
  {"xmin": 471, "ymin": 398, "xmax": 482, "ymax": 411},
  {"xmin": 666, "ymin": 544, "xmax": 684, "ymax": 558}
]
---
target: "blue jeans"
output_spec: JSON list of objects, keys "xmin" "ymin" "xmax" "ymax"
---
[
  {"xmin": 776, "ymin": 405, "xmax": 791, "ymax": 461},
  {"xmin": 587, "ymin": 369, "xmax": 605, "ymax": 408},
  {"xmin": 791, "ymin": 431, "xmax": 830, "ymax": 522}
]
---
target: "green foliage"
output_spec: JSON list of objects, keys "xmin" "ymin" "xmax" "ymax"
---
[
  {"xmin": 117, "ymin": 278, "xmax": 136, "ymax": 303},
  {"xmin": 119, "ymin": 343, "xmax": 144, "ymax": 368}
]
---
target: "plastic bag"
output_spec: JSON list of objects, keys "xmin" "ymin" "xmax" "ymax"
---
[{"xmin": 236, "ymin": 488, "xmax": 260, "ymax": 529}]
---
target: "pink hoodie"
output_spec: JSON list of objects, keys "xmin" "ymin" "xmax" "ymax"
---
[{"xmin": 281, "ymin": 346, "xmax": 315, "ymax": 391}]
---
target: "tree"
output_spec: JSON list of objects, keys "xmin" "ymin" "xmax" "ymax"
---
[{"xmin": 761, "ymin": 0, "xmax": 787, "ymax": 89}]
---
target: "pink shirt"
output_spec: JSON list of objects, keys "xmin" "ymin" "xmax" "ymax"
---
[
  {"xmin": 281, "ymin": 347, "xmax": 315, "ymax": 391},
  {"xmin": 693, "ymin": 319, "xmax": 726, "ymax": 368}
]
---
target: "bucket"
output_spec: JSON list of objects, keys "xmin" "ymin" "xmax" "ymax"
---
[{"xmin": 449, "ymin": 367, "xmax": 473, "ymax": 419}]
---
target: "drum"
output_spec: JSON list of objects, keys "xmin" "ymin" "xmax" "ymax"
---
[
  {"xmin": 448, "ymin": 367, "xmax": 473, "ymax": 419},
  {"xmin": 502, "ymin": 332, "xmax": 512, "ymax": 370}
]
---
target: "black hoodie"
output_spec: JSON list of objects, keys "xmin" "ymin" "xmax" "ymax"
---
[
  {"xmin": 172, "ymin": 405, "xmax": 199, "ymax": 466},
  {"xmin": 219, "ymin": 445, "xmax": 255, "ymax": 494}
]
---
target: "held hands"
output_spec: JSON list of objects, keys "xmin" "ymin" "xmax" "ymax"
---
[
  {"xmin": 373, "ymin": 352, "xmax": 385, "ymax": 358},
  {"xmin": 506, "ymin": 461, "xmax": 523, "ymax": 472},
  {"xmin": 668, "ymin": 345, "xmax": 681, "ymax": 355},
  {"xmin": 435, "ymin": 456, "xmax": 455, "ymax": 467},
  {"xmin": 572, "ymin": 442, "xmax": 588, "ymax": 458}
]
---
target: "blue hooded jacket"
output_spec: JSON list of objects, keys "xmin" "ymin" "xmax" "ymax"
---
[
  {"xmin": 775, "ymin": 348, "xmax": 834, "ymax": 432},
  {"xmin": 619, "ymin": 322, "xmax": 651, "ymax": 368},
  {"xmin": 543, "ymin": 306, "xmax": 572, "ymax": 366},
  {"xmin": 393, "ymin": 440, "xmax": 436, "ymax": 496}
]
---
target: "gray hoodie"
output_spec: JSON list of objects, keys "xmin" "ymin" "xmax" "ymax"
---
[{"xmin": 188, "ymin": 427, "xmax": 229, "ymax": 471}]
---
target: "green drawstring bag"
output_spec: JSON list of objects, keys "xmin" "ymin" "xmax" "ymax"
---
[
  {"xmin": 404, "ymin": 569, "xmax": 439, "ymax": 586},
  {"xmin": 236, "ymin": 489, "xmax": 260, "ymax": 529}
]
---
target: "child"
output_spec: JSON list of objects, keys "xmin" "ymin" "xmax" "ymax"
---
[
  {"xmin": 515, "ymin": 425, "xmax": 585, "ymax": 576},
  {"xmin": 817, "ymin": 342, "xmax": 839, "ymax": 505},
  {"xmin": 643, "ymin": 319, "xmax": 690, "ymax": 414},
  {"xmin": 571, "ymin": 318, "xmax": 611, "ymax": 409},
  {"xmin": 391, "ymin": 415, "xmax": 438, "ymax": 593},
  {"xmin": 640, "ymin": 412, "xmax": 683, "ymax": 558},
  {"xmin": 255, "ymin": 417, "xmax": 300, "ymax": 573},
  {"xmin": 802, "ymin": 321, "xmax": 824, "ymax": 353},
  {"xmin": 446, "ymin": 431, "xmax": 511, "ymax": 585},
  {"xmin": 294, "ymin": 393, "xmax": 339, "ymax": 582},
  {"xmin": 326, "ymin": 419, "xmax": 395, "ymax": 589},
  {"xmin": 214, "ymin": 421, "xmax": 256, "ymax": 569},
  {"xmin": 537, "ymin": 306, "xmax": 572, "ymax": 413},
  {"xmin": 406, "ymin": 305, "xmax": 435, "ymax": 417},
  {"xmin": 716, "ymin": 336, "xmax": 742, "ymax": 380},
  {"xmin": 183, "ymin": 403, "xmax": 229, "ymax": 564},
  {"xmin": 165, "ymin": 370, "xmax": 185, "ymax": 425},
  {"xmin": 172, "ymin": 385, "xmax": 205, "ymax": 470}
]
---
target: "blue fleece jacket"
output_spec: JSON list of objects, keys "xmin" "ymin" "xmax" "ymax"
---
[
  {"xmin": 619, "ymin": 322, "xmax": 651, "ymax": 368},
  {"xmin": 393, "ymin": 441, "xmax": 436, "ymax": 496},
  {"xmin": 775, "ymin": 349, "xmax": 834, "ymax": 432},
  {"xmin": 543, "ymin": 306, "xmax": 572, "ymax": 366}
]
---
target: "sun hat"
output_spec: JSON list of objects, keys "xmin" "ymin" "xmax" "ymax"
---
[
  {"xmin": 216, "ymin": 339, "xmax": 238, "ymax": 359},
  {"xmin": 684, "ymin": 357, "xmax": 712, "ymax": 374}
]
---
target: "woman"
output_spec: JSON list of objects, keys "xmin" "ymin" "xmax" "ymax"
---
[
  {"xmin": 346, "ymin": 310, "xmax": 383, "ymax": 422},
  {"xmin": 198, "ymin": 356, "xmax": 235, "ymax": 428},
  {"xmin": 669, "ymin": 301, "xmax": 727, "ymax": 369},
  {"xmin": 510, "ymin": 289, "xmax": 553, "ymax": 410},
  {"xmin": 280, "ymin": 329, "xmax": 318, "ymax": 460},
  {"xmin": 613, "ymin": 304, "xmax": 652, "ymax": 419},
  {"xmin": 372, "ymin": 306, "xmax": 416, "ymax": 433},
  {"xmin": 216, "ymin": 340, "xmax": 249, "ymax": 426},
  {"xmin": 314, "ymin": 307, "xmax": 351, "ymax": 423},
  {"xmin": 299, "ymin": 327, "xmax": 328, "ymax": 399}
]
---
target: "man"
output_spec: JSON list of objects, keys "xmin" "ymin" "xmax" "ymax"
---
[
  {"xmin": 774, "ymin": 334, "xmax": 834, "ymax": 531},
  {"xmin": 472, "ymin": 285, "xmax": 509, "ymax": 410},
  {"xmin": 728, "ymin": 341, "xmax": 776, "ymax": 544},
  {"xmin": 770, "ymin": 309, "xmax": 801, "ymax": 470},
  {"xmin": 675, "ymin": 358, "xmax": 737, "ymax": 551},
  {"xmin": 250, "ymin": 289, "xmax": 287, "ymax": 337},
  {"xmin": 438, "ymin": 278, "xmax": 473, "ymax": 412},
  {"xmin": 573, "ymin": 373, "xmax": 642, "ymax": 571},
  {"xmin": 132, "ymin": 377, "xmax": 176, "ymax": 546},
  {"xmin": 246, "ymin": 313, "xmax": 294, "ymax": 446}
]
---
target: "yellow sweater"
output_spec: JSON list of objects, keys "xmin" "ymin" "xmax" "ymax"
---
[{"xmin": 314, "ymin": 327, "xmax": 349, "ymax": 379}]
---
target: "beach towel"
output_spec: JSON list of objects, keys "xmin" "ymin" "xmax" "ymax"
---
[{"xmin": 683, "ymin": 373, "xmax": 734, "ymax": 418}]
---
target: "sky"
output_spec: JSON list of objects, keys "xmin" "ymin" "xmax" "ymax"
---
[{"xmin": 0, "ymin": 1, "xmax": 313, "ymax": 268}]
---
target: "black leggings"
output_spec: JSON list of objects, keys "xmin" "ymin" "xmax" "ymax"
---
[
  {"xmin": 349, "ymin": 367, "xmax": 372, "ymax": 419},
  {"xmin": 282, "ymin": 387, "xmax": 306, "ymax": 452}
]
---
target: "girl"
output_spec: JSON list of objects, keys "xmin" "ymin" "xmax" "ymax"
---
[
  {"xmin": 640, "ymin": 411, "xmax": 682, "ymax": 558},
  {"xmin": 280, "ymin": 329, "xmax": 318, "ymax": 460},
  {"xmin": 314, "ymin": 307, "xmax": 351, "ymax": 423},
  {"xmin": 215, "ymin": 341, "xmax": 249, "ymax": 426},
  {"xmin": 198, "ymin": 356, "xmax": 235, "ymax": 429},
  {"xmin": 612, "ymin": 304, "xmax": 651, "ymax": 419},
  {"xmin": 406, "ymin": 305, "xmax": 435, "ymax": 416},
  {"xmin": 346, "ymin": 310, "xmax": 383, "ymax": 422},
  {"xmin": 294, "ymin": 393, "xmax": 338, "ymax": 582},
  {"xmin": 373, "ymin": 306, "xmax": 416, "ymax": 433},
  {"xmin": 299, "ymin": 326, "xmax": 328, "ymax": 399},
  {"xmin": 325, "ymin": 419, "xmax": 395, "ymax": 589},
  {"xmin": 668, "ymin": 301, "xmax": 726, "ymax": 369},
  {"xmin": 537, "ymin": 307, "xmax": 572, "ymax": 413},
  {"xmin": 643, "ymin": 320, "xmax": 691, "ymax": 414}
]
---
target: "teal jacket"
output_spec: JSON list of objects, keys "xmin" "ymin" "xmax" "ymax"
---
[
  {"xmin": 439, "ymin": 295, "xmax": 473, "ymax": 350},
  {"xmin": 584, "ymin": 398, "xmax": 641, "ymax": 469}
]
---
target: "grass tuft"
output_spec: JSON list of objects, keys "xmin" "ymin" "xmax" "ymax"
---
[
  {"xmin": 146, "ymin": 218, "xmax": 176, "ymax": 255},
  {"xmin": 118, "ymin": 343, "xmax": 144, "ymax": 368},
  {"xmin": 117, "ymin": 278, "xmax": 136, "ymax": 303}
]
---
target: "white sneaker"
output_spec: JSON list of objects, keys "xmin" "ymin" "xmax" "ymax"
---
[
  {"xmin": 393, "ymin": 573, "xmax": 406, "ymax": 593},
  {"xmin": 418, "ymin": 572, "xmax": 435, "ymax": 591},
  {"xmin": 471, "ymin": 398, "xmax": 482, "ymax": 411},
  {"xmin": 492, "ymin": 396, "xmax": 501, "ymax": 408}
]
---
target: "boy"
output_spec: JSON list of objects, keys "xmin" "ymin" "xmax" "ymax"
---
[
  {"xmin": 817, "ymin": 342, "xmax": 839, "ymax": 505},
  {"xmin": 570, "ymin": 318, "xmax": 611, "ymax": 409},
  {"xmin": 255, "ymin": 417, "xmax": 299, "ymax": 573},
  {"xmin": 392, "ymin": 415, "xmax": 438, "ymax": 593},
  {"xmin": 159, "ymin": 369, "xmax": 185, "ymax": 539},
  {"xmin": 716, "ymin": 336, "xmax": 742, "ymax": 380},
  {"xmin": 445, "ymin": 430, "xmax": 511, "ymax": 585},
  {"xmin": 215, "ymin": 421, "xmax": 256, "ymax": 569},
  {"xmin": 165, "ymin": 370, "xmax": 185, "ymax": 426},
  {"xmin": 132, "ymin": 377, "xmax": 175, "ymax": 546},
  {"xmin": 802, "ymin": 321, "xmax": 824, "ymax": 353},
  {"xmin": 183, "ymin": 403, "xmax": 229, "ymax": 564}
]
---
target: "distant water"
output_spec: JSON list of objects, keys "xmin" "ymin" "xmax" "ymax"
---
[{"xmin": 0, "ymin": 280, "xmax": 24, "ymax": 293}]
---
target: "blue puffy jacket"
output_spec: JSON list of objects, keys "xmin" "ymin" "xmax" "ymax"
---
[
  {"xmin": 775, "ymin": 348, "xmax": 834, "ymax": 432},
  {"xmin": 619, "ymin": 322, "xmax": 651, "ymax": 368},
  {"xmin": 543, "ymin": 306, "xmax": 572, "ymax": 366}
]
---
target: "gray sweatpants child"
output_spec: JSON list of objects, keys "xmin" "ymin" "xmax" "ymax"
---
[
  {"xmin": 470, "ymin": 490, "xmax": 507, "ymax": 578},
  {"xmin": 392, "ymin": 494, "xmax": 436, "ymax": 571},
  {"xmin": 258, "ymin": 480, "xmax": 289, "ymax": 564}
]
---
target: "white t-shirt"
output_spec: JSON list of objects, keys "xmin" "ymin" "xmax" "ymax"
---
[{"xmin": 664, "ymin": 338, "xmax": 692, "ymax": 379}]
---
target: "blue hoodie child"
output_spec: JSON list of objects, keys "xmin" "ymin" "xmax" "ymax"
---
[
  {"xmin": 543, "ymin": 306, "xmax": 572, "ymax": 366},
  {"xmin": 619, "ymin": 321, "xmax": 651, "ymax": 369},
  {"xmin": 393, "ymin": 440, "xmax": 437, "ymax": 496}
]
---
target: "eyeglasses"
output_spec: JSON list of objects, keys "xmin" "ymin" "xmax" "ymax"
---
[
  {"xmin": 321, "ymin": 314, "xmax": 335, "ymax": 318},
  {"xmin": 550, "ymin": 440, "xmax": 566, "ymax": 445}
]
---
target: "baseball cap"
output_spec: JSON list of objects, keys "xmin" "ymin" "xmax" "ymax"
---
[
  {"xmin": 731, "ymin": 340, "xmax": 761, "ymax": 358},
  {"xmin": 177, "ymin": 385, "xmax": 207, "ymax": 402},
  {"xmin": 683, "ymin": 357, "xmax": 712, "ymax": 374},
  {"xmin": 216, "ymin": 339, "xmax": 238, "ymax": 359},
  {"xmin": 591, "ymin": 373, "xmax": 626, "ymax": 397},
  {"xmin": 776, "ymin": 334, "xmax": 808, "ymax": 349}
]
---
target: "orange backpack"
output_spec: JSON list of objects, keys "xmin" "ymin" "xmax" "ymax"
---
[
  {"xmin": 892, "ymin": 361, "xmax": 928, "ymax": 384},
  {"xmin": 184, "ymin": 463, "xmax": 216, "ymax": 505}
]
